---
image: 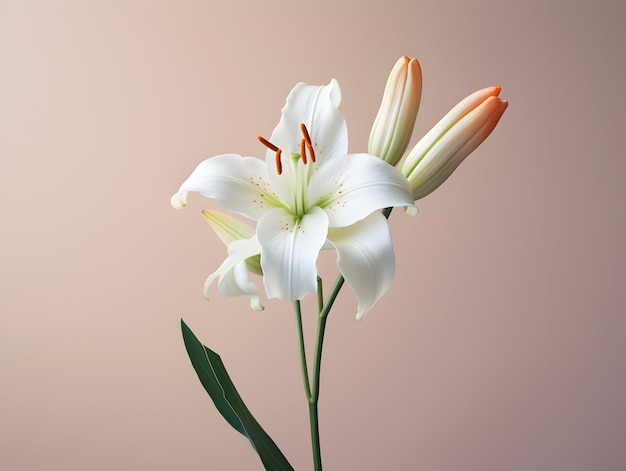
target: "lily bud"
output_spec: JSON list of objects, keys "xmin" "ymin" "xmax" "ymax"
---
[
  {"xmin": 400, "ymin": 86, "xmax": 508, "ymax": 200},
  {"xmin": 368, "ymin": 56, "xmax": 422, "ymax": 166},
  {"xmin": 201, "ymin": 209, "xmax": 262, "ymax": 275}
]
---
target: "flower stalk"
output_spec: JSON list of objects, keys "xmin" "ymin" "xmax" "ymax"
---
[{"xmin": 296, "ymin": 273, "xmax": 344, "ymax": 471}]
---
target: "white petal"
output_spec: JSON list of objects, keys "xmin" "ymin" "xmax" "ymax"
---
[
  {"xmin": 171, "ymin": 154, "xmax": 284, "ymax": 220},
  {"xmin": 217, "ymin": 261, "xmax": 264, "ymax": 311},
  {"xmin": 204, "ymin": 237, "xmax": 262, "ymax": 298},
  {"xmin": 309, "ymin": 152, "xmax": 415, "ymax": 227},
  {"xmin": 327, "ymin": 212, "xmax": 396, "ymax": 320},
  {"xmin": 268, "ymin": 79, "xmax": 347, "ymax": 167},
  {"xmin": 257, "ymin": 206, "xmax": 329, "ymax": 301}
]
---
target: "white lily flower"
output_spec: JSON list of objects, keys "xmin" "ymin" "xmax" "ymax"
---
[
  {"xmin": 172, "ymin": 79, "xmax": 415, "ymax": 319},
  {"xmin": 400, "ymin": 86, "xmax": 508, "ymax": 200}
]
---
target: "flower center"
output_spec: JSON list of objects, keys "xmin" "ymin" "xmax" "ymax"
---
[
  {"xmin": 257, "ymin": 123, "xmax": 316, "ymax": 175},
  {"xmin": 258, "ymin": 123, "xmax": 316, "ymax": 218}
]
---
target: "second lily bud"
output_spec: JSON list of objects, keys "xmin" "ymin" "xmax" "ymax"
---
[
  {"xmin": 368, "ymin": 56, "xmax": 422, "ymax": 166},
  {"xmin": 400, "ymin": 86, "xmax": 508, "ymax": 200}
]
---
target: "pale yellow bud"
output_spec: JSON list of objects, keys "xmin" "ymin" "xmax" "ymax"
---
[{"xmin": 369, "ymin": 56, "xmax": 422, "ymax": 166}]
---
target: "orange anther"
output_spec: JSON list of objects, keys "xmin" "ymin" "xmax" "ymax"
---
[
  {"xmin": 257, "ymin": 135, "xmax": 279, "ymax": 152},
  {"xmin": 275, "ymin": 148, "xmax": 282, "ymax": 175},
  {"xmin": 300, "ymin": 138, "xmax": 307, "ymax": 164},
  {"xmin": 299, "ymin": 123, "xmax": 315, "ymax": 163},
  {"xmin": 258, "ymin": 135, "xmax": 283, "ymax": 175}
]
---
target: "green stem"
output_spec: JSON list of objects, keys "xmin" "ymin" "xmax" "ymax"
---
[
  {"xmin": 306, "ymin": 274, "xmax": 345, "ymax": 471},
  {"xmin": 308, "ymin": 400, "xmax": 322, "ymax": 471},
  {"xmin": 316, "ymin": 276, "xmax": 324, "ymax": 314},
  {"xmin": 294, "ymin": 301, "xmax": 312, "ymax": 400},
  {"xmin": 312, "ymin": 275, "xmax": 344, "ymax": 399}
]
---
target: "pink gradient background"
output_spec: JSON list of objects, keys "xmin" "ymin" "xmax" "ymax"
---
[{"xmin": 1, "ymin": 1, "xmax": 625, "ymax": 469}]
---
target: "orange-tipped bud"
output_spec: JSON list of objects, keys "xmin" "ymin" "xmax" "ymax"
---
[
  {"xmin": 368, "ymin": 56, "xmax": 422, "ymax": 166},
  {"xmin": 400, "ymin": 86, "xmax": 508, "ymax": 200}
]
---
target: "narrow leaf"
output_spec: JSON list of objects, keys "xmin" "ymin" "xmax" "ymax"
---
[{"xmin": 181, "ymin": 319, "xmax": 294, "ymax": 471}]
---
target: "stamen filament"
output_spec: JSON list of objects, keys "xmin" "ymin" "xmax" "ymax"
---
[{"xmin": 300, "ymin": 123, "xmax": 316, "ymax": 163}]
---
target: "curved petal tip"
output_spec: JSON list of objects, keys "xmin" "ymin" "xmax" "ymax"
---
[
  {"xmin": 328, "ymin": 78, "xmax": 341, "ymax": 107},
  {"xmin": 171, "ymin": 191, "xmax": 188, "ymax": 209},
  {"xmin": 403, "ymin": 205, "xmax": 418, "ymax": 217}
]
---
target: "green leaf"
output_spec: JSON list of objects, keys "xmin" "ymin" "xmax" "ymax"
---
[{"xmin": 181, "ymin": 319, "xmax": 294, "ymax": 471}]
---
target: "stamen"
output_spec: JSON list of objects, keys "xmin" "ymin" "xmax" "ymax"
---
[
  {"xmin": 299, "ymin": 123, "xmax": 316, "ymax": 163},
  {"xmin": 258, "ymin": 135, "xmax": 283, "ymax": 175},
  {"xmin": 300, "ymin": 138, "xmax": 307, "ymax": 164}
]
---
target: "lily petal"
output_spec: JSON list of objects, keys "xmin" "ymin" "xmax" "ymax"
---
[
  {"xmin": 310, "ymin": 152, "xmax": 415, "ymax": 227},
  {"xmin": 217, "ymin": 259, "xmax": 264, "ymax": 311},
  {"xmin": 266, "ymin": 80, "xmax": 348, "ymax": 208},
  {"xmin": 268, "ymin": 79, "xmax": 347, "ymax": 167},
  {"xmin": 171, "ymin": 154, "xmax": 284, "ymax": 220},
  {"xmin": 204, "ymin": 237, "xmax": 262, "ymax": 298},
  {"xmin": 327, "ymin": 212, "xmax": 395, "ymax": 320},
  {"xmin": 201, "ymin": 209, "xmax": 256, "ymax": 244},
  {"xmin": 257, "ymin": 206, "xmax": 329, "ymax": 301}
]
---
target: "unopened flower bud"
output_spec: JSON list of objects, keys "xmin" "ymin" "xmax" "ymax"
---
[
  {"xmin": 400, "ymin": 86, "xmax": 507, "ymax": 200},
  {"xmin": 369, "ymin": 56, "xmax": 422, "ymax": 166}
]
